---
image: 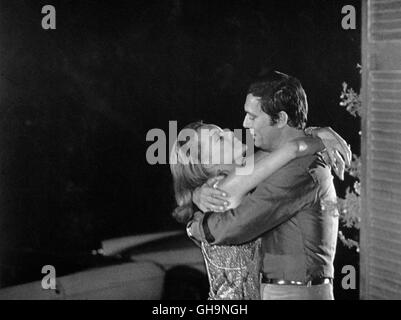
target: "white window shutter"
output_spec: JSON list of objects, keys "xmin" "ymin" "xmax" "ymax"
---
[{"xmin": 361, "ymin": 0, "xmax": 401, "ymax": 299}]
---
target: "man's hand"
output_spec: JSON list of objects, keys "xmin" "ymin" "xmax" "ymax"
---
[
  {"xmin": 192, "ymin": 176, "xmax": 230, "ymax": 212},
  {"xmin": 311, "ymin": 127, "xmax": 352, "ymax": 180}
]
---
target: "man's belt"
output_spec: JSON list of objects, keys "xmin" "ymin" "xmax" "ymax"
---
[{"xmin": 261, "ymin": 274, "xmax": 333, "ymax": 286}]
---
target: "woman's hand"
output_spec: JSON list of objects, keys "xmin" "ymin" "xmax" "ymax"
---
[
  {"xmin": 192, "ymin": 176, "xmax": 230, "ymax": 213},
  {"xmin": 307, "ymin": 127, "xmax": 352, "ymax": 180}
]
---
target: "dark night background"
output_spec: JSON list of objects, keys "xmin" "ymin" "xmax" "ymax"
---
[{"xmin": 0, "ymin": 0, "xmax": 361, "ymax": 298}]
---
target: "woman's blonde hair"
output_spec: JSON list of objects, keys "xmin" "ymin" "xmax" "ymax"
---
[{"xmin": 169, "ymin": 121, "xmax": 218, "ymax": 224}]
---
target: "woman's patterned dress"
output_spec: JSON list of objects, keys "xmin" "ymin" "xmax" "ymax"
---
[{"xmin": 200, "ymin": 239, "xmax": 262, "ymax": 300}]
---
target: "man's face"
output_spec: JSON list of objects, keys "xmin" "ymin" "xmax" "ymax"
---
[{"xmin": 242, "ymin": 93, "xmax": 281, "ymax": 151}]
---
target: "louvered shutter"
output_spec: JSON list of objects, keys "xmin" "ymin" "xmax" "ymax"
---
[{"xmin": 361, "ymin": 0, "xmax": 401, "ymax": 299}]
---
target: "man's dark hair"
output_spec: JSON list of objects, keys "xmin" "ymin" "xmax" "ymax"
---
[{"xmin": 247, "ymin": 70, "xmax": 308, "ymax": 129}]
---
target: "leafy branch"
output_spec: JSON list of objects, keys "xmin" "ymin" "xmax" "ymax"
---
[{"xmin": 337, "ymin": 71, "xmax": 361, "ymax": 252}]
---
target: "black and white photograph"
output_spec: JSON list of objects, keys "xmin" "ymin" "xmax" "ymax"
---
[{"xmin": 0, "ymin": 0, "xmax": 400, "ymax": 302}]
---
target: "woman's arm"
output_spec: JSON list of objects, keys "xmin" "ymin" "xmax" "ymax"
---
[
  {"xmin": 218, "ymin": 136, "xmax": 324, "ymax": 209},
  {"xmin": 193, "ymin": 127, "xmax": 351, "ymax": 212}
]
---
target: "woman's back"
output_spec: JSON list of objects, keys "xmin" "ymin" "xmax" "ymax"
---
[{"xmin": 200, "ymin": 238, "xmax": 262, "ymax": 300}]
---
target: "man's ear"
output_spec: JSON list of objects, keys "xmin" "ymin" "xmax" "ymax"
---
[{"xmin": 276, "ymin": 111, "xmax": 288, "ymax": 128}]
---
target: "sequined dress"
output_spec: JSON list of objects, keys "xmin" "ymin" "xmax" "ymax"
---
[{"xmin": 200, "ymin": 238, "xmax": 262, "ymax": 300}]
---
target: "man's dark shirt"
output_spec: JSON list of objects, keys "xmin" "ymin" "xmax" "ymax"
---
[{"xmin": 187, "ymin": 154, "xmax": 339, "ymax": 282}]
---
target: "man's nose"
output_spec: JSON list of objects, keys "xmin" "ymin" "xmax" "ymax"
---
[{"xmin": 243, "ymin": 116, "xmax": 250, "ymax": 128}]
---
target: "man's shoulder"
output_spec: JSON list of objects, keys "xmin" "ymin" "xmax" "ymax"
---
[
  {"xmin": 254, "ymin": 154, "xmax": 329, "ymax": 190},
  {"xmin": 307, "ymin": 153, "xmax": 334, "ymax": 183},
  {"xmin": 272, "ymin": 154, "xmax": 318, "ymax": 177}
]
